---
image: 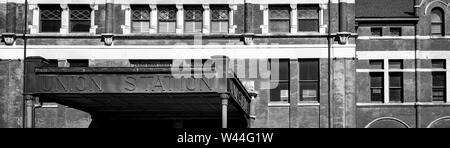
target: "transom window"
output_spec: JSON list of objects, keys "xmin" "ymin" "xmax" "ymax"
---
[
  {"xmin": 69, "ymin": 5, "xmax": 91, "ymax": 33},
  {"xmin": 131, "ymin": 5, "xmax": 150, "ymax": 33},
  {"xmin": 269, "ymin": 6, "xmax": 290, "ymax": 33},
  {"xmin": 298, "ymin": 5, "xmax": 319, "ymax": 32},
  {"xmin": 40, "ymin": 4, "xmax": 61, "ymax": 33},
  {"xmin": 185, "ymin": 6, "xmax": 203, "ymax": 33},
  {"xmin": 211, "ymin": 6, "xmax": 229, "ymax": 33},
  {"xmin": 158, "ymin": 6, "xmax": 177, "ymax": 33}
]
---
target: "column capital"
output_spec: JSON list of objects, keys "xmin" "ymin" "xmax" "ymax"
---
[
  {"xmin": 176, "ymin": 4, "xmax": 184, "ymax": 10},
  {"xmin": 149, "ymin": 4, "xmax": 157, "ymax": 10},
  {"xmin": 25, "ymin": 95, "xmax": 36, "ymax": 101},
  {"xmin": 202, "ymin": 4, "xmax": 210, "ymax": 10},
  {"xmin": 121, "ymin": 4, "xmax": 131, "ymax": 10},
  {"xmin": 229, "ymin": 4, "xmax": 238, "ymax": 11},
  {"xmin": 60, "ymin": 4, "xmax": 68, "ymax": 10},
  {"xmin": 290, "ymin": 4, "xmax": 297, "ymax": 10},
  {"xmin": 220, "ymin": 93, "xmax": 230, "ymax": 100},
  {"xmin": 260, "ymin": 4, "xmax": 268, "ymax": 11},
  {"xmin": 90, "ymin": 3, "xmax": 98, "ymax": 10}
]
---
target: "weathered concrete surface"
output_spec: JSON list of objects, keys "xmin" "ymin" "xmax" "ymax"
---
[{"xmin": 0, "ymin": 60, "xmax": 23, "ymax": 128}]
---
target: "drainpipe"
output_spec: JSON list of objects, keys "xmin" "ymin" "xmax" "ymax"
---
[
  {"xmin": 414, "ymin": 1, "xmax": 420, "ymax": 128},
  {"xmin": 22, "ymin": 0, "xmax": 29, "ymax": 128},
  {"xmin": 328, "ymin": 0, "xmax": 333, "ymax": 128}
]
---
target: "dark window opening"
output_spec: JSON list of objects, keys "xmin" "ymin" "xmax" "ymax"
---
[
  {"xmin": 131, "ymin": 5, "xmax": 151, "ymax": 33},
  {"xmin": 369, "ymin": 60, "xmax": 384, "ymax": 69},
  {"xmin": 211, "ymin": 5, "xmax": 229, "ymax": 33},
  {"xmin": 432, "ymin": 59, "xmax": 446, "ymax": 69},
  {"xmin": 158, "ymin": 6, "xmax": 177, "ymax": 33},
  {"xmin": 432, "ymin": 72, "xmax": 446, "ymax": 102},
  {"xmin": 390, "ymin": 27, "xmax": 402, "ymax": 36},
  {"xmin": 371, "ymin": 27, "xmax": 382, "ymax": 36},
  {"xmin": 269, "ymin": 59, "xmax": 290, "ymax": 103},
  {"xmin": 389, "ymin": 60, "xmax": 403, "ymax": 69},
  {"xmin": 269, "ymin": 5, "xmax": 290, "ymax": 33},
  {"xmin": 299, "ymin": 59, "xmax": 319, "ymax": 102},
  {"xmin": 389, "ymin": 73, "xmax": 403, "ymax": 102},
  {"xmin": 431, "ymin": 8, "xmax": 445, "ymax": 36},
  {"xmin": 69, "ymin": 5, "xmax": 91, "ymax": 33},
  {"xmin": 40, "ymin": 4, "xmax": 62, "ymax": 33},
  {"xmin": 184, "ymin": 6, "xmax": 203, "ymax": 33},
  {"xmin": 370, "ymin": 73, "xmax": 384, "ymax": 102},
  {"xmin": 67, "ymin": 59, "xmax": 89, "ymax": 67},
  {"xmin": 298, "ymin": 5, "xmax": 319, "ymax": 32}
]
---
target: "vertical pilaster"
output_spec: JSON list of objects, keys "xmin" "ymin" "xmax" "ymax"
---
[
  {"xmin": 24, "ymin": 95, "xmax": 35, "ymax": 128},
  {"xmin": 6, "ymin": 1, "xmax": 17, "ymax": 33},
  {"xmin": 202, "ymin": 4, "xmax": 210, "ymax": 34},
  {"xmin": 60, "ymin": 4, "xmax": 69, "ymax": 34},
  {"xmin": 89, "ymin": 4, "xmax": 98, "ymax": 34},
  {"xmin": 221, "ymin": 93, "xmax": 229, "ymax": 128},
  {"xmin": 29, "ymin": 4, "xmax": 39, "ymax": 34},
  {"xmin": 176, "ymin": 4, "xmax": 184, "ymax": 34},
  {"xmin": 149, "ymin": 4, "xmax": 158, "ymax": 34},
  {"xmin": 105, "ymin": 1, "xmax": 114, "ymax": 33},
  {"xmin": 121, "ymin": 4, "xmax": 131, "ymax": 34},
  {"xmin": 260, "ymin": 4, "xmax": 269, "ymax": 34},
  {"xmin": 384, "ymin": 59, "xmax": 390, "ymax": 103},
  {"xmin": 319, "ymin": 4, "xmax": 327, "ymax": 34},
  {"xmin": 290, "ymin": 4, "xmax": 297, "ymax": 34},
  {"xmin": 229, "ymin": 4, "xmax": 237, "ymax": 34}
]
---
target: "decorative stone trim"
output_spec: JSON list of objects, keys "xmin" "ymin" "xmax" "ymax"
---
[
  {"xmin": 242, "ymin": 33, "xmax": 255, "ymax": 45},
  {"xmin": 149, "ymin": 4, "xmax": 158, "ymax": 34},
  {"xmin": 1, "ymin": 33, "xmax": 17, "ymax": 46},
  {"xmin": 202, "ymin": 4, "xmax": 211, "ymax": 34},
  {"xmin": 176, "ymin": 4, "xmax": 184, "ymax": 34},
  {"xmin": 101, "ymin": 33, "xmax": 114, "ymax": 46},
  {"xmin": 29, "ymin": 4, "xmax": 40, "ymax": 34},
  {"xmin": 89, "ymin": 3, "xmax": 99, "ymax": 34},
  {"xmin": 336, "ymin": 32, "xmax": 351, "ymax": 45},
  {"xmin": 229, "ymin": 4, "xmax": 238, "ymax": 34}
]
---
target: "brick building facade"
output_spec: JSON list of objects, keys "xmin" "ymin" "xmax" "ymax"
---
[{"xmin": 0, "ymin": 0, "xmax": 449, "ymax": 128}]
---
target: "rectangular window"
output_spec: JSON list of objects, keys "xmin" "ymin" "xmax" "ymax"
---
[
  {"xmin": 158, "ymin": 6, "xmax": 177, "ymax": 33},
  {"xmin": 40, "ymin": 5, "xmax": 61, "ymax": 33},
  {"xmin": 270, "ymin": 59, "xmax": 290, "ymax": 103},
  {"xmin": 299, "ymin": 59, "xmax": 320, "ymax": 102},
  {"xmin": 432, "ymin": 59, "xmax": 446, "ymax": 69},
  {"xmin": 389, "ymin": 73, "xmax": 403, "ymax": 102},
  {"xmin": 298, "ymin": 5, "xmax": 319, "ymax": 32},
  {"xmin": 370, "ymin": 73, "xmax": 384, "ymax": 102},
  {"xmin": 369, "ymin": 60, "xmax": 384, "ymax": 69},
  {"xmin": 185, "ymin": 6, "xmax": 203, "ymax": 33},
  {"xmin": 69, "ymin": 5, "xmax": 91, "ymax": 33},
  {"xmin": 211, "ymin": 6, "xmax": 229, "ymax": 33},
  {"xmin": 390, "ymin": 27, "xmax": 402, "ymax": 36},
  {"xmin": 371, "ymin": 27, "xmax": 382, "ymax": 36},
  {"xmin": 432, "ymin": 72, "xmax": 446, "ymax": 102},
  {"xmin": 269, "ymin": 5, "xmax": 290, "ymax": 33},
  {"xmin": 389, "ymin": 60, "xmax": 403, "ymax": 69},
  {"xmin": 131, "ymin": 5, "xmax": 150, "ymax": 33}
]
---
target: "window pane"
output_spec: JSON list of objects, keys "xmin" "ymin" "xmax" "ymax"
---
[
  {"xmin": 270, "ymin": 82, "xmax": 289, "ymax": 103},
  {"xmin": 390, "ymin": 88, "xmax": 403, "ymax": 102},
  {"xmin": 211, "ymin": 21, "xmax": 229, "ymax": 33},
  {"xmin": 270, "ymin": 20, "xmax": 290, "ymax": 33},
  {"xmin": 300, "ymin": 81, "xmax": 318, "ymax": 102},
  {"xmin": 299, "ymin": 60, "xmax": 319, "ymax": 80},
  {"xmin": 432, "ymin": 24, "xmax": 443, "ymax": 35},
  {"xmin": 370, "ymin": 73, "xmax": 383, "ymax": 88},
  {"xmin": 211, "ymin": 6, "xmax": 229, "ymax": 21},
  {"xmin": 390, "ymin": 28, "xmax": 402, "ymax": 36},
  {"xmin": 269, "ymin": 6, "xmax": 290, "ymax": 19},
  {"xmin": 432, "ymin": 59, "xmax": 446, "ymax": 69},
  {"xmin": 70, "ymin": 5, "xmax": 91, "ymax": 32},
  {"xmin": 41, "ymin": 20, "xmax": 61, "ymax": 32},
  {"xmin": 371, "ymin": 28, "xmax": 382, "ymax": 36},
  {"xmin": 433, "ymin": 72, "xmax": 446, "ymax": 87},
  {"xmin": 298, "ymin": 19, "xmax": 319, "ymax": 32},
  {"xmin": 132, "ymin": 21, "xmax": 150, "ymax": 33},
  {"xmin": 70, "ymin": 20, "xmax": 90, "ymax": 32},
  {"xmin": 433, "ymin": 89, "xmax": 445, "ymax": 102},
  {"xmin": 369, "ymin": 60, "xmax": 384, "ymax": 69},
  {"xmin": 389, "ymin": 60, "xmax": 403, "ymax": 69},
  {"xmin": 371, "ymin": 88, "xmax": 384, "ymax": 102},
  {"xmin": 185, "ymin": 21, "xmax": 203, "ymax": 33},
  {"xmin": 185, "ymin": 6, "xmax": 203, "ymax": 21},
  {"xmin": 431, "ymin": 8, "xmax": 444, "ymax": 23},
  {"xmin": 389, "ymin": 73, "xmax": 402, "ymax": 87},
  {"xmin": 271, "ymin": 59, "xmax": 289, "ymax": 81},
  {"xmin": 67, "ymin": 59, "xmax": 89, "ymax": 67},
  {"xmin": 298, "ymin": 5, "xmax": 319, "ymax": 19},
  {"xmin": 132, "ymin": 6, "xmax": 150, "ymax": 20},
  {"xmin": 158, "ymin": 6, "xmax": 177, "ymax": 21},
  {"xmin": 158, "ymin": 22, "xmax": 176, "ymax": 33}
]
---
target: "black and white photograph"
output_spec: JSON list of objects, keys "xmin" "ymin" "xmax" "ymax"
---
[{"xmin": 1, "ymin": 0, "xmax": 449, "ymax": 134}]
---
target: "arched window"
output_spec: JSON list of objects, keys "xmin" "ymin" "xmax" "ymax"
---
[{"xmin": 431, "ymin": 8, "xmax": 445, "ymax": 36}]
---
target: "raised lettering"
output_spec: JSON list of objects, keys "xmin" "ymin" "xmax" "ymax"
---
[{"xmin": 124, "ymin": 76, "xmax": 137, "ymax": 91}]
